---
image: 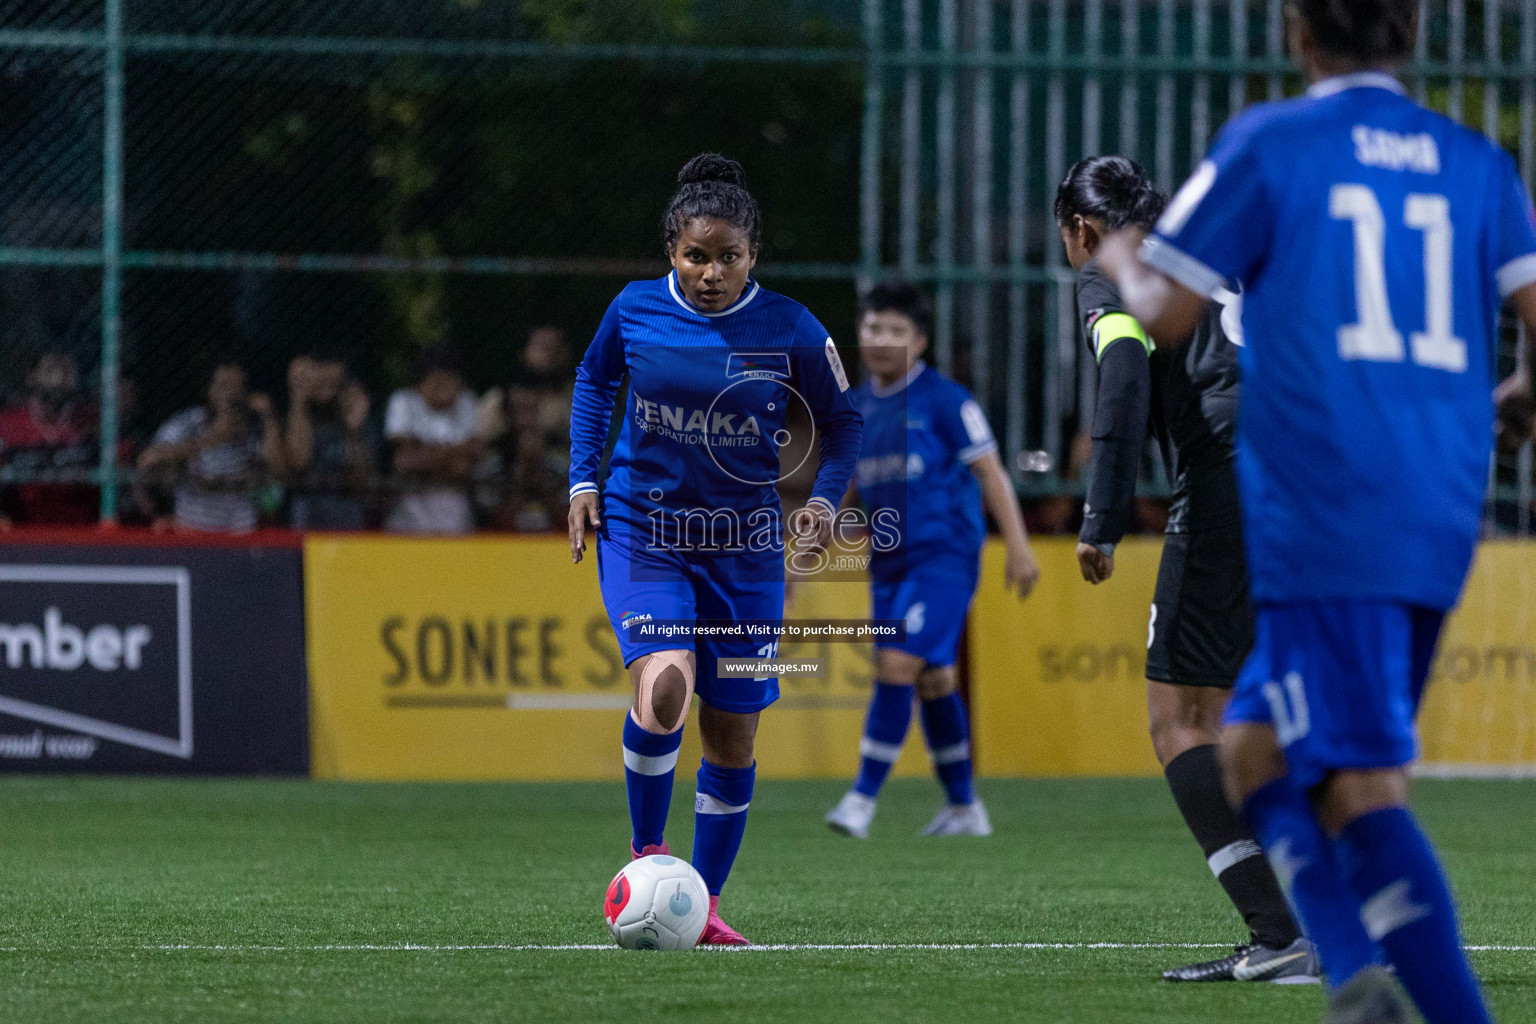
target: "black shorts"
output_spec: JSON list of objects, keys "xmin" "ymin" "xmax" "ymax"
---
[{"xmin": 1146, "ymin": 523, "xmax": 1254, "ymax": 689}]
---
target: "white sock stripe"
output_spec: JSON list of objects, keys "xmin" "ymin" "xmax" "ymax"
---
[
  {"xmin": 694, "ymin": 793, "xmax": 750, "ymax": 815},
  {"xmin": 859, "ymin": 738, "xmax": 903, "ymax": 764},
  {"xmin": 1360, "ymin": 879, "xmax": 1433, "ymax": 941},
  {"xmin": 930, "ymin": 741, "xmax": 971, "ymax": 765},
  {"xmin": 622, "ymin": 746, "xmax": 679, "ymax": 777},
  {"xmin": 1206, "ymin": 839, "xmax": 1264, "ymax": 878}
]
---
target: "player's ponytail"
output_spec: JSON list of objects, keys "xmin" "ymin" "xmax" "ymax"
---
[
  {"xmin": 1054, "ymin": 155, "xmax": 1167, "ymax": 233},
  {"xmin": 1295, "ymin": 0, "xmax": 1415, "ymax": 65},
  {"xmin": 663, "ymin": 153, "xmax": 763, "ymax": 254}
]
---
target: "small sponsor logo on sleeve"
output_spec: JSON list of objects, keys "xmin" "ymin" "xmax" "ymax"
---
[
  {"xmin": 825, "ymin": 338, "xmax": 850, "ymax": 392},
  {"xmin": 959, "ymin": 400, "xmax": 993, "ymax": 445}
]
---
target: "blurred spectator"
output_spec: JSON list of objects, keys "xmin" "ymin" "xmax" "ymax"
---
[
  {"xmin": 1135, "ymin": 496, "xmax": 1172, "ymax": 534},
  {"xmin": 479, "ymin": 326, "xmax": 573, "ymax": 531},
  {"xmin": 1025, "ymin": 494, "xmax": 1079, "ymax": 536},
  {"xmin": 483, "ymin": 387, "xmax": 571, "ymax": 531},
  {"xmin": 520, "ymin": 325, "xmax": 574, "ymax": 441},
  {"xmin": 138, "ymin": 363, "xmax": 284, "ymax": 533},
  {"xmin": 385, "ymin": 344, "xmax": 480, "ymax": 534},
  {"xmin": 478, "ymin": 325, "xmax": 573, "ymax": 448},
  {"xmin": 112, "ymin": 374, "xmax": 163, "ymax": 527},
  {"xmin": 1023, "ymin": 431, "xmax": 1093, "ymax": 535},
  {"xmin": 0, "ymin": 349, "xmax": 98, "ymax": 526},
  {"xmin": 284, "ymin": 351, "xmax": 377, "ymax": 530},
  {"xmin": 108, "ymin": 373, "xmax": 145, "ymax": 463}
]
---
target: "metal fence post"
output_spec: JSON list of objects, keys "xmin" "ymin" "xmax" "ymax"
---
[
  {"xmin": 935, "ymin": 0, "xmax": 958, "ymax": 374},
  {"xmin": 1267, "ymin": 0, "xmax": 1285, "ymax": 101},
  {"xmin": 1006, "ymin": 0, "xmax": 1031, "ymax": 479},
  {"xmin": 1121, "ymin": 0, "xmax": 1142, "ymax": 160},
  {"xmin": 970, "ymin": 0, "xmax": 994, "ymax": 409},
  {"xmin": 898, "ymin": 0, "xmax": 921, "ymax": 276},
  {"xmin": 98, "ymin": 0, "xmax": 124, "ymax": 523},
  {"xmin": 1040, "ymin": 0, "xmax": 1068, "ymax": 479},
  {"xmin": 859, "ymin": 0, "xmax": 885, "ymax": 293},
  {"xmin": 1155, "ymin": 0, "xmax": 1176, "ymax": 192}
]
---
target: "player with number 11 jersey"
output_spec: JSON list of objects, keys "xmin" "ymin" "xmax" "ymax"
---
[{"xmin": 1103, "ymin": 2, "xmax": 1536, "ymax": 1020}]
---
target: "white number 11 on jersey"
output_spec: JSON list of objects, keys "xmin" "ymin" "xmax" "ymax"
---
[{"xmin": 1329, "ymin": 184, "xmax": 1467, "ymax": 373}]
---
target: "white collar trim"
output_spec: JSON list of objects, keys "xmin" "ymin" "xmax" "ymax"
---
[
  {"xmin": 870, "ymin": 359, "xmax": 926, "ymax": 398},
  {"xmin": 1307, "ymin": 71, "xmax": 1406, "ymax": 99},
  {"xmin": 667, "ymin": 271, "xmax": 761, "ymax": 318}
]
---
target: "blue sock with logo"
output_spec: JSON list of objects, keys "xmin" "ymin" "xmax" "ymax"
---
[
  {"xmin": 1241, "ymin": 779, "xmax": 1379, "ymax": 990},
  {"xmin": 1336, "ymin": 807, "xmax": 1492, "ymax": 1024},
  {"xmin": 622, "ymin": 713, "xmax": 682, "ymax": 852},
  {"xmin": 693, "ymin": 760, "xmax": 755, "ymax": 896},
  {"xmin": 919, "ymin": 692, "xmax": 974, "ymax": 806},
  {"xmin": 853, "ymin": 681, "xmax": 914, "ymax": 798}
]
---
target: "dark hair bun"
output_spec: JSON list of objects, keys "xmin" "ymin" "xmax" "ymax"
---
[
  {"xmin": 1055, "ymin": 155, "xmax": 1166, "ymax": 232},
  {"xmin": 1297, "ymin": 0, "xmax": 1415, "ymax": 64},
  {"xmin": 663, "ymin": 153, "xmax": 762, "ymax": 253},
  {"xmin": 678, "ymin": 153, "xmax": 747, "ymax": 188}
]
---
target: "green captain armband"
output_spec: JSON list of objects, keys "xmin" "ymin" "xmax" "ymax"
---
[{"xmin": 1091, "ymin": 312, "xmax": 1153, "ymax": 362}]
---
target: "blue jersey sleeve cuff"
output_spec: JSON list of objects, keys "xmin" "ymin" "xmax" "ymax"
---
[
  {"xmin": 1497, "ymin": 252, "xmax": 1536, "ymax": 299},
  {"xmin": 957, "ymin": 439, "xmax": 998, "ymax": 465},
  {"xmin": 806, "ymin": 496, "xmax": 837, "ymax": 517},
  {"xmin": 569, "ymin": 481, "xmax": 598, "ymax": 498},
  {"xmin": 1141, "ymin": 234, "xmax": 1227, "ymax": 299}
]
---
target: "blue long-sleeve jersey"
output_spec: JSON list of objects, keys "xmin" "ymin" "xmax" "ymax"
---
[
  {"xmin": 569, "ymin": 272, "xmax": 862, "ymax": 550},
  {"xmin": 852, "ymin": 361, "xmax": 996, "ymax": 582},
  {"xmin": 1145, "ymin": 71, "xmax": 1536, "ymax": 609}
]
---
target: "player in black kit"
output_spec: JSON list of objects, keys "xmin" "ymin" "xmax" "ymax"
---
[{"xmin": 1057, "ymin": 156, "xmax": 1316, "ymax": 984}]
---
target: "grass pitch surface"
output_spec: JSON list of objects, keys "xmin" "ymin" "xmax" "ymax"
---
[{"xmin": 0, "ymin": 776, "xmax": 1532, "ymax": 1023}]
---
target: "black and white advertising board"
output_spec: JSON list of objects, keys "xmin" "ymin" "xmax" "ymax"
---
[{"xmin": 0, "ymin": 536, "xmax": 308, "ymax": 773}]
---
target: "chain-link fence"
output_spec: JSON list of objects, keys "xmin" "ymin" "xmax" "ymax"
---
[{"xmin": 0, "ymin": 0, "xmax": 1532, "ymax": 534}]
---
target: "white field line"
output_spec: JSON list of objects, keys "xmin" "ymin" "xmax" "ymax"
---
[{"xmin": 0, "ymin": 942, "xmax": 1531, "ymax": 953}]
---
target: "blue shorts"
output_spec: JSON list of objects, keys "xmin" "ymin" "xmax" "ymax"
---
[
  {"xmin": 1224, "ymin": 600, "xmax": 1446, "ymax": 792},
  {"xmin": 595, "ymin": 529, "xmax": 784, "ymax": 714},
  {"xmin": 870, "ymin": 567, "xmax": 978, "ymax": 669}
]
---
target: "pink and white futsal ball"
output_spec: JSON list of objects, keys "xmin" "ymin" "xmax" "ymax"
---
[{"xmin": 603, "ymin": 854, "xmax": 710, "ymax": 950}]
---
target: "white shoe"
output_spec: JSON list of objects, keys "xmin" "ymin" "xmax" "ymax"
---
[
  {"xmin": 921, "ymin": 800, "xmax": 992, "ymax": 836},
  {"xmin": 825, "ymin": 790, "xmax": 877, "ymax": 839}
]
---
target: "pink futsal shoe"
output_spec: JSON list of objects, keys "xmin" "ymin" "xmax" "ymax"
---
[
  {"xmin": 698, "ymin": 895, "xmax": 751, "ymax": 946},
  {"xmin": 630, "ymin": 840, "xmax": 671, "ymax": 860}
]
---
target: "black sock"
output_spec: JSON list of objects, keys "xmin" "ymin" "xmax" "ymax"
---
[{"xmin": 1164, "ymin": 743, "xmax": 1300, "ymax": 949}]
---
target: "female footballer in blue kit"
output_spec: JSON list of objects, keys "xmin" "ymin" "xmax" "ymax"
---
[
  {"xmin": 824, "ymin": 283, "xmax": 1039, "ymax": 840},
  {"xmin": 568, "ymin": 154, "xmax": 862, "ymax": 945},
  {"xmin": 1101, "ymin": 0, "xmax": 1536, "ymax": 1019}
]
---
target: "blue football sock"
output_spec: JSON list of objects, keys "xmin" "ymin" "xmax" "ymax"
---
[
  {"xmin": 919, "ymin": 692, "xmax": 974, "ymax": 806},
  {"xmin": 1242, "ymin": 779, "xmax": 1379, "ymax": 990},
  {"xmin": 622, "ymin": 713, "xmax": 682, "ymax": 852},
  {"xmin": 853, "ymin": 681, "xmax": 914, "ymax": 798},
  {"xmin": 1336, "ymin": 807, "xmax": 1492, "ymax": 1024},
  {"xmin": 693, "ymin": 759, "xmax": 755, "ymax": 896}
]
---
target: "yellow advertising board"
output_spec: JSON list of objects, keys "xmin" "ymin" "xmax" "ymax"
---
[
  {"xmin": 970, "ymin": 537, "xmax": 1165, "ymax": 778},
  {"xmin": 303, "ymin": 534, "xmax": 931, "ymax": 781},
  {"xmin": 971, "ymin": 536, "xmax": 1536, "ymax": 777},
  {"xmin": 305, "ymin": 534, "xmax": 1536, "ymax": 781},
  {"xmin": 1418, "ymin": 541, "xmax": 1536, "ymax": 774}
]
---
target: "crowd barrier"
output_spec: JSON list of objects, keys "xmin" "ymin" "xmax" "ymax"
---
[{"xmin": 2, "ymin": 531, "xmax": 1531, "ymax": 778}]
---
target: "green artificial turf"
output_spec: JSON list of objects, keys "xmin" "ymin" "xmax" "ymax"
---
[{"xmin": 0, "ymin": 777, "xmax": 1531, "ymax": 1023}]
